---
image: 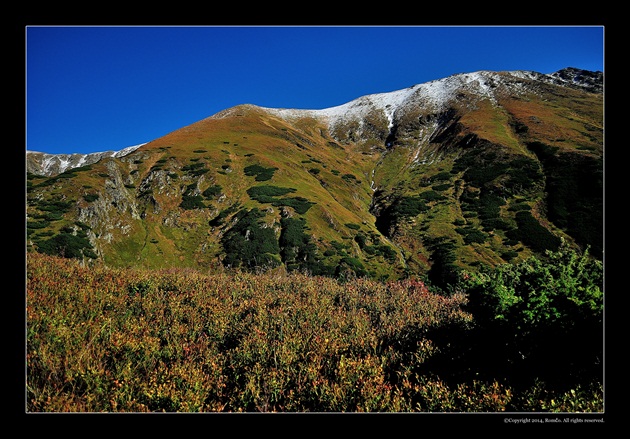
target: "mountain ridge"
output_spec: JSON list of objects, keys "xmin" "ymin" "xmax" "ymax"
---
[
  {"xmin": 26, "ymin": 67, "xmax": 601, "ymax": 177},
  {"xmin": 26, "ymin": 67, "xmax": 603, "ymax": 284},
  {"xmin": 26, "ymin": 144, "xmax": 144, "ymax": 177}
]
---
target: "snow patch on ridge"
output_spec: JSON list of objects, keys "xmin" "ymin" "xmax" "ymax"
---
[
  {"xmin": 27, "ymin": 143, "xmax": 145, "ymax": 176},
  {"xmin": 263, "ymin": 70, "xmax": 536, "ymax": 130}
]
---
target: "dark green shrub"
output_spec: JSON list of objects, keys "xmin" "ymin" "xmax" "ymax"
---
[
  {"xmin": 529, "ymin": 143, "xmax": 602, "ymax": 256},
  {"xmin": 209, "ymin": 203, "xmax": 240, "ymax": 227},
  {"xmin": 182, "ymin": 163, "xmax": 205, "ymax": 172},
  {"xmin": 83, "ymin": 194, "xmax": 99, "ymax": 203},
  {"xmin": 35, "ymin": 228, "xmax": 96, "ymax": 259},
  {"xmin": 180, "ymin": 195, "xmax": 206, "ymax": 210},
  {"xmin": 375, "ymin": 195, "xmax": 429, "ymax": 237},
  {"xmin": 336, "ymin": 256, "xmax": 367, "ymax": 277},
  {"xmin": 354, "ymin": 233, "xmax": 367, "ymax": 249},
  {"xmin": 36, "ymin": 212, "xmax": 63, "ymax": 222},
  {"xmin": 279, "ymin": 217, "xmax": 330, "ymax": 274},
  {"xmin": 38, "ymin": 199, "xmax": 73, "ymax": 214},
  {"xmin": 221, "ymin": 208, "xmax": 280, "ymax": 270},
  {"xmin": 505, "ymin": 157, "xmax": 543, "ymax": 193},
  {"xmin": 247, "ymin": 185, "xmax": 296, "ymax": 203},
  {"xmin": 427, "ymin": 238, "xmax": 460, "ymax": 291},
  {"xmin": 456, "ymin": 227, "xmax": 488, "ymax": 245},
  {"xmin": 182, "ymin": 162, "xmax": 209, "ymax": 177},
  {"xmin": 342, "ymin": 173, "xmax": 359, "ymax": 183},
  {"xmin": 202, "ymin": 185, "xmax": 223, "ymax": 199},
  {"xmin": 508, "ymin": 211, "xmax": 561, "ymax": 253},
  {"xmin": 432, "ymin": 183, "xmax": 451, "ymax": 192},
  {"xmin": 432, "ymin": 171, "xmax": 452, "ymax": 182},
  {"xmin": 247, "ymin": 186, "xmax": 314, "ymax": 214},
  {"xmin": 27, "ymin": 220, "xmax": 50, "ymax": 230},
  {"xmin": 508, "ymin": 203, "xmax": 531, "ymax": 212},
  {"xmin": 279, "ymin": 197, "xmax": 315, "ymax": 215},
  {"xmin": 418, "ymin": 190, "xmax": 444, "ymax": 202},
  {"xmin": 500, "ymin": 250, "xmax": 519, "ymax": 261},
  {"xmin": 244, "ymin": 164, "xmax": 278, "ymax": 181},
  {"xmin": 392, "ymin": 197, "xmax": 428, "ymax": 219}
]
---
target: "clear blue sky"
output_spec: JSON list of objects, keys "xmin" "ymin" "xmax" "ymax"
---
[{"xmin": 26, "ymin": 25, "xmax": 604, "ymax": 155}]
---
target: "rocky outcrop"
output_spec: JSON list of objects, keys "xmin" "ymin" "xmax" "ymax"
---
[{"xmin": 26, "ymin": 144, "xmax": 144, "ymax": 177}]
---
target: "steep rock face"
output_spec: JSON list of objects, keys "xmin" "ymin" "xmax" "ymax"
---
[{"xmin": 26, "ymin": 68, "xmax": 603, "ymax": 282}]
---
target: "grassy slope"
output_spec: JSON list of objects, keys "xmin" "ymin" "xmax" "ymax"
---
[{"xmin": 63, "ymin": 105, "xmax": 403, "ymax": 276}]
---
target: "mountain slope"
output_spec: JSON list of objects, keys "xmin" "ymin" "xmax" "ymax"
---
[{"xmin": 26, "ymin": 68, "xmax": 603, "ymax": 284}]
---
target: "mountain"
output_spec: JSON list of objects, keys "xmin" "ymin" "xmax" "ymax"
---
[{"xmin": 26, "ymin": 67, "xmax": 603, "ymax": 285}]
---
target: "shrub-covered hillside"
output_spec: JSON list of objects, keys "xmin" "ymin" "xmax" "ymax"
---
[{"xmin": 27, "ymin": 244, "xmax": 603, "ymax": 413}]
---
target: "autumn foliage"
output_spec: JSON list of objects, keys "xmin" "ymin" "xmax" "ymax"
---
[{"xmin": 26, "ymin": 252, "xmax": 602, "ymax": 412}]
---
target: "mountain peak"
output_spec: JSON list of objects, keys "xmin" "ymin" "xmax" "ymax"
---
[{"xmin": 548, "ymin": 67, "xmax": 603, "ymax": 93}]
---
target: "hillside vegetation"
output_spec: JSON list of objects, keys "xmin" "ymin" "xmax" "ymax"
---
[{"xmin": 27, "ymin": 244, "xmax": 602, "ymax": 412}]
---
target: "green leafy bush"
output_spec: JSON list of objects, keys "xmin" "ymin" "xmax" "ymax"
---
[{"xmin": 459, "ymin": 244, "xmax": 603, "ymax": 387}]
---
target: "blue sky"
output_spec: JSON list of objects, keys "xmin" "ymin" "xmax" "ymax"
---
[{"xmin": 26, "ymin": 25, "xmax": 604, "ymax": 155}]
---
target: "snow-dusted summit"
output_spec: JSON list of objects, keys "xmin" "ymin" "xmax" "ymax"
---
[{"xmin": 261, "ymin": 68, "xmax": 602, "ymax": 131}]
